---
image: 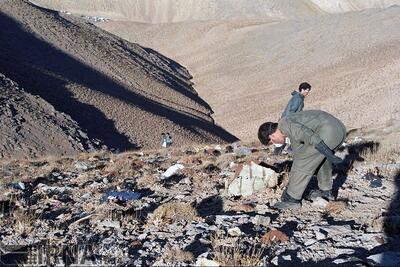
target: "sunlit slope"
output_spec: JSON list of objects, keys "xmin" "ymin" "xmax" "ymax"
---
[{"xmin": 30, "ymin": 0, "xmax": 400, "ymax": 22}]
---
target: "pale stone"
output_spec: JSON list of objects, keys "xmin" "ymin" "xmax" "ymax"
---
[
  {"xmin": 225, "ymin": 162, "xmax": 278, "ymax": 196},
  {"xmin": 227, "ymin": 227, "xmax": 242, "ymax": 237},
  {"xmin": 195, "ymin": 257, "xmax": 220, "ymax": 267}
]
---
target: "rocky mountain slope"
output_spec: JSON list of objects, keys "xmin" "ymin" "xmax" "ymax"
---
[
  {"xmin": 0, "ymin": 0, "xmax": 237, "ymax": 159},
  {"xmin": 0, "ymin": 73, "xmax": 102, "ymax": 159}
]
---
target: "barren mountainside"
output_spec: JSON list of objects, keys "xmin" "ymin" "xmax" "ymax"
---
[
  {"xmin": 0, "ymin": 73, "xmax": 101, "ymax": 159},
  {"xmin": 30, "ymin": 0, "xmax": 400, "ymax": 22},
  {"xmin": 92, "ymin": 3, "xmax": 400, "ymax": 141},
  {"xmin": 0, "ymin": 0, "xmax": 237, "ymax": 159}
]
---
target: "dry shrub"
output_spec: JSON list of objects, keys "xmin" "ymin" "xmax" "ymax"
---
[
  {"xmin": 214, "ymin": 153, "xmax": 236, "ymax": 169},
  {"xmin": 230, "ymin": 203, "xmax": 255, "ymax": 213},
  {"xmin": 104, "ymin": 154, "xmax": 142, "ymax": 177},
  {"xmin": 260, "ymin": 229, "xmax": 289, "ymax": 246},
  {"xmin": 151, "ymin": 201, "xmax": 198, "ymax": 225},
  {"xmin": 325, "ymin": 201, "xmax": 347, "ymax": 215},
  {"xmin": 359, "ymin": 143, "xmax": 400, "ymax": 163},
  {"xmin": 137, "ymin": 174, "xmax": 158, "ymax": 188},
  {"xmin": 212, "ymin": 235, "xmax": 265, "ymax": 266},
  {"xmin": 13, "ymin": 208, "xmax": 37, "ymax": 236},
  {"xmin": 163, "ymin": 247, "xmax": 194, "ymax": 263},
  {"xmin": 179, "ymin": 155, "xmax": 203, "ymax": 166}
]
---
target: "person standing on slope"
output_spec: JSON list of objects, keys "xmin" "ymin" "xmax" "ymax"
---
[
  {"xmin": 281, "ymin": 82, "xmax": 311, "ymax": 118},
  {"xmin": 275, "ymin": 82, "xmax": 312, "ymax": 154},
  {"xmin": 258, "ymin": 110, "xmax": 346, "ymax": 210}
]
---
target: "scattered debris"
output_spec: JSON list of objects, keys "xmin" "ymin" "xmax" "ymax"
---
[
  {"xmin": 162, "ymin": 163, "xmax": 184, "ymax": 178},
  {"xmin": 0, "ymin": 142, "xmax": 398, "ymax": 266},
  {"xmin": 100, "ymin": 191, "xmax": 141, "ymax": 203}
]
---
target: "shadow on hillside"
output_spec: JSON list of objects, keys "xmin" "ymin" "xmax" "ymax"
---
[{"xmin": 0, "ymin": 10, "xmax": 237, "ymax": 151}]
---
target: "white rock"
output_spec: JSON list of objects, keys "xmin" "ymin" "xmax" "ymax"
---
[
  {"xmin": 312, "ymin": 197, "xmax": 329, "ymax": 209},
  {"xmin": 227, "ymin": 227, "xmax": 242, "ymax": 237},
  {"xmin": 162, "ymin": 164, "xmax": 184, "ymax": 178},
  {"xmin": 271, "ymin": 256, "xmax": 279, "ymax": 266},
  {"xmin": 282, "ymin": 255, "xmax": 292, "ymax": 261},
  {"xmin": 226, "ymin": 162, "xmax": 278, "ymax": 196},
  {"xmin": 138, "ymin": 233, "xmax": 147, "ymax": 240},
  {"xmin": 195, "ymin": 257, "xmax": 220, "ymax": 267}
]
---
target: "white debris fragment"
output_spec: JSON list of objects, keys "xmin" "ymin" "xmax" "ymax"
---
[{"xmin": 162, "ymin": 164, "xmax": 184, "ymax": 178}]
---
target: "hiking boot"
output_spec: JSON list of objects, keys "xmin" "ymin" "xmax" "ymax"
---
[
  {"xmin": 273, "ymin": 190, "xmax": 301, "ymax": 210},
  {"xmin": 308, "ymin": 189, "xmax": 334, "ymax": 201}
]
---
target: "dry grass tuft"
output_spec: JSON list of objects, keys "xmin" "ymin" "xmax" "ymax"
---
[
  {"xmin": 151, "ymin": 201, "xmax": 198, "ymax": 225},
  {"xmin": 359, "ymin": 143, "xmax": 400, "ymax": 163},
  {"xmin": 104, "ymin": 154, "xmax": 143, "ymax": 177},
  {"xmin": 260, "ymin": 229, "xmax": 289, "ymax": 246},
  {"xmin": 211, "ymin": 235, "xmax": 265, "ymax": 266},
  {"xmin": 325, "ymin": 201, "xmax": 347, "ymax": 215},
  {"xmin": 12, "ymin": 208, "xmax": 37, "ymax": 236},
  {"xmin": 163, "ymin": 247, "xmax": 194, "ymax": 263},
  {"xmin": 137, "ymin": 174, "xmax": 158, "ymax": 188}
]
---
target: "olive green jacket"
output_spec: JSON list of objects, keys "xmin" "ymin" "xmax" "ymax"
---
[{"xmin": 278, "ymin": 110, "xmax": 346, "ymax": 150}]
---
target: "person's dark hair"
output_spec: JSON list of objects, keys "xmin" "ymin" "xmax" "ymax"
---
[
  {"xmin": 298, "ymin": 82, "xmax": 311, "ymax": 92},
  {"xmin": 258, "ymin": 122, "xmax": 278, "ymax": 145}
]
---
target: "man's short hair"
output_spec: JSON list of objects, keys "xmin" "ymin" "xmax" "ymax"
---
[
  {"xmin": 299, "ymin": 82, "xmax": 311, "ymax": 92},
  {"xmin": 258, "ymin": 122, "xmax": 278, "ymax": 145}
]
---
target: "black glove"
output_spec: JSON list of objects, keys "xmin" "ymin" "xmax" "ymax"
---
[{"xmin": 315, "ymin": 141, "xmax": 343, "ymax": 165}]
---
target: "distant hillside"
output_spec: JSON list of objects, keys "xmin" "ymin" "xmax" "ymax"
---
[
  {"xmin": 30, "ymin": 0, "xmax": 400, "ymax": 23},
  {"xmin": 0, "ymin": 73, "xmax": 101, "ymax": 159},
  {"xmin": 29, "ymin": 0, "xmax": 400, "ymax": 144},
  {"xmin": 0, "ymin": 0, "xmax": 237, "ymax": 158}
]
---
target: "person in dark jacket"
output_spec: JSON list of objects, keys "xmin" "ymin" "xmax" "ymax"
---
[
  {"xmin": 258, "ymin": 110, "xmax": 346, "ymax": 210},
  {"xmin": 281, "ymin": 82, "xmax": 311, "ymax": 118},
  {"xmin": 275, "ymin": 82, "xmax": 312, "ymax": 154}
]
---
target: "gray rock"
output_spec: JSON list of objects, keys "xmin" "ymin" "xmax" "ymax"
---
[
  {"xmin": 215, "ymin": 214, "xmax": 249, "ymax": 225},
  {"xmin": 317, "ymin": 225, "xmax": 353, "ymax": 237},
  {"xmin": 315, "ymin": 230, "xmax": 326, "ymax": 240},
  {"xmin": 74, "ymin": 161, "xmax": 89, "ymax": 170},
  {"xmin": 304, "ymin": 239, "xmax": 317, "ymax": 246},
  {"xmin": 98, "ymin": 220, "xmax": 121, "ymax": 229},
  {"xmin": 251, "ymin": 215, "xmax": 271, "ymax": 227}
]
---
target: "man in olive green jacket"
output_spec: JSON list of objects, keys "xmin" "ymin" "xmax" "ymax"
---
[{"xmin": 258, "ymin": 110, "xmax": 346, "ymax": 209}]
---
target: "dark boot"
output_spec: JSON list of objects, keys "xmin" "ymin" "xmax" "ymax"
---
[
  {"xmin": 308, "ymin": 189, "xmax": 334, "ymax": 201},
  {"xmin": 273, "ymin": 190, "xmax": 301, "ymax": 210}
]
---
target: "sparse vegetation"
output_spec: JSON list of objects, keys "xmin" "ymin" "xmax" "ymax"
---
[
  {"xmin": 211, "ymin": 234, "xmax": 265, "ymax": 266},
  {"xmin": 162, "ymin": 247, "xmax": 195, "ymax": 263},
  {"xmin": 151, "ymin": 201, "xmax": 198, "ymax": 225}
]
